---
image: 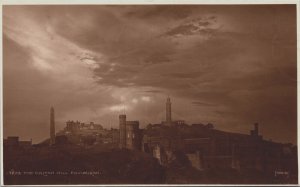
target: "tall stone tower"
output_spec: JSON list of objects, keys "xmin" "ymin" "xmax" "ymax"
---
[
  {"xmin": 50, "ymin": 107, "xmax": 55, "ymax": 145},
  {"xmin": 166, "ymin": 97, "xmax": 172, "ymax": 125},
  {"xmin": 119, "ymin": 114, "xmax": 126, "ymax": 148}
]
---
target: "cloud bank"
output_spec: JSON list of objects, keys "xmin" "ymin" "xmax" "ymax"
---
[{"xmin": 3, "ymin": 5, "xmax": 297, "ymax": 144}]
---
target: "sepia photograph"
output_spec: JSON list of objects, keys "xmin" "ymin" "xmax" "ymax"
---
[{"xmin": 1, "ymin": 3, "xmax": 299, "ymax": 185}]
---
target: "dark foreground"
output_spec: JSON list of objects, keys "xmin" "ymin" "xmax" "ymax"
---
[{"xmin": 4, "ymin": 144, "xmax": 298, "ymax": 185}]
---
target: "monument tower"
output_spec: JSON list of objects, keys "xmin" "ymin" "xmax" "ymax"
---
[
  {"xmin": 50, "ymin": 107, "xmax": 55, "ymax": 145},
  {"xmin": 166, "ymin": 97, "xmax": 172, "ymax": 125}
]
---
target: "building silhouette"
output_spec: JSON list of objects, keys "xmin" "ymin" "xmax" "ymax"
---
[
  {"xmin": 3, "ymin": 136, "xmax": 32, "ymax": 148},
  {"xmin": 119, "ymin": 114, "xmax": 126, "ymax": 148},
  {"xmin": 65, "ymin": 121, "xmax": 104, "ymax": 135},
  {"xmin": 119, "ymin": 114, "xmax": 141, "ymax": 150},
  {"xmin": 140, "ymin": 97, "xmax": 297, "ymax": 176},
  {"xmin": 37, "ymin": 97, "xmax": 296, "ymax": 178},
  {"xmin": 166, "ymin": 97, "xmax": 172, "ymax": 125},
  {"xmin": 50, "ymin": 107, "xmax": 55, "ymax": 145}
]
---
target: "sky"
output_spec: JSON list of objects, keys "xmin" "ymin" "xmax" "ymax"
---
[{"xmin": 3, "ymin": 5, "xmax": 297, "ymax": 144}]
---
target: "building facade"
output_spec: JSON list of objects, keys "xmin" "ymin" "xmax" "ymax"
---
[{"xmin": 119, "ymin": 115, "xmax": 141, "ymax": 150}]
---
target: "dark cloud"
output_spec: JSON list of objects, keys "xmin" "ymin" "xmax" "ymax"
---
[
  {"xmin": 124, "ymin": 5, "xmax": 196, "ymax": 20},
  {"xmin": 3, "ymin": 5, "xmax": 297, "ymax": 144},
  {"xmin": 164, "ymin": 17, "xmax": 218, "ymax": 37}
]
